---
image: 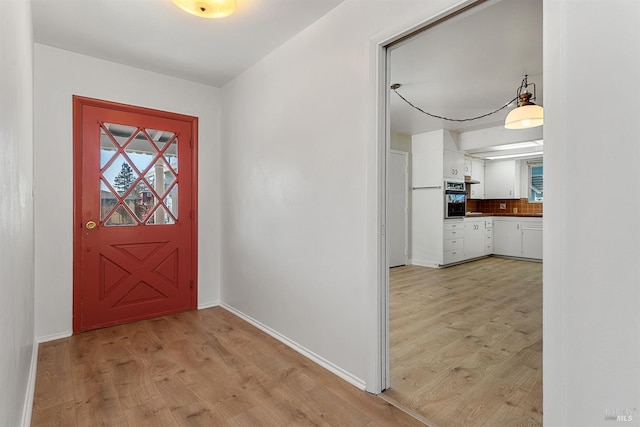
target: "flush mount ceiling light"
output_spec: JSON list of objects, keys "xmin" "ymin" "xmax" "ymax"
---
[
  {"xmin": 172, "ymin": 0, "xmax": 236, "ymax": 19},
  {"xmin": 504, "ymin": 75, "xmax": 544, "ymax": 129}
]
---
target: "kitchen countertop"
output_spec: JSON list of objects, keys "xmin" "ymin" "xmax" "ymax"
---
[{"xmin": 465, "ymin": 212, "xmax": 543, "ymax": 218}]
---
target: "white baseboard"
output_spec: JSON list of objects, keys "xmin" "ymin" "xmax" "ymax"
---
[
  {"xmin": 197, "ymin": 300, "xmax": 220, "ymax": 310},
  {"xmin": 21, "ymin": 341, "xmax": 39, "ymax": 427},
  {"xmin": 35, "ymin": 330, "xmax": 72, "ymax": 344},
  {"xmin": 219, "ymin": 302, "xmax": 366, "ymax": 391},
  {"xmin": 409, "ymin": 258, "xmax": 440, "ymax": 268}
]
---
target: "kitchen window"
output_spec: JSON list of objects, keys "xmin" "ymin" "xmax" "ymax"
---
[{"xmin": 528, "ymin": 162, "xmax": 543, "ymax": 202}]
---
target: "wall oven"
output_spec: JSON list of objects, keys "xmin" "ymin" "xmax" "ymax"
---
[{"xmin": 445, "ymin": 181, "xmax": 466, "ymax": 218}]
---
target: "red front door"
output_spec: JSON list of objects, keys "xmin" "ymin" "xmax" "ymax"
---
[{"xmin": 73, "ymin": 96, "xmax": 198, "ymax": 333}]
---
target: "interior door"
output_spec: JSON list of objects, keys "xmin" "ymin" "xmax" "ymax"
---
[
  {"xmin": 73, "ymin": 96, "xmax": 198, "ymax": 332},
  {"xmin": 388, "ymin": 150, "xmax": 408, "ymax": 267}
]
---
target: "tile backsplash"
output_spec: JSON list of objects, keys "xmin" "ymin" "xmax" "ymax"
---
[{"xmin": 466, "ymin": 198, "xmax": 543, "ymax": 215}]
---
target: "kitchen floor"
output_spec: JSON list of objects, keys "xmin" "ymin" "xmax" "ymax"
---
[{"xmin": 383, "ymin": 257, "xmax": 542, "ymax": 427}]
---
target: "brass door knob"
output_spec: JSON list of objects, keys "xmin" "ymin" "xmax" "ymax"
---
[{"xmin": 85, "ymin": 221, "xmax": 97, "ymax": 230}]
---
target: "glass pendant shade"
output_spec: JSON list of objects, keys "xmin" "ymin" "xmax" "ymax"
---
[
  {"xmin": 172, "ymin": 0, "xmax": 236, "ymax": 18},
  {"xmin": 504, "ymin": 104, "xmax": 544, "ymax": 129}
]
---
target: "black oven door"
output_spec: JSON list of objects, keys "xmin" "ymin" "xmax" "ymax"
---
[{"xmin": 446, "ymin": 192, "xmax": 466, "ymax": 218}]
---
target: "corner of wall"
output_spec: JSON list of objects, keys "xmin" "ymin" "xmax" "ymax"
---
[{"xmin": 20, "ymin": 342, "xmax": 39, "ymax": 427}]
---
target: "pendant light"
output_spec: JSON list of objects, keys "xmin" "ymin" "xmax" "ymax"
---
[
  {"xmin": 172, "ymin": 0, "xmax": 236, "ymax": 19},
  {"xmin": 504, "ymin": 75, "xmax": 544, "ymax": 129}
]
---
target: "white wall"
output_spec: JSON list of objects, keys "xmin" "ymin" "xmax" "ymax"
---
[
  {"xmin": 0, "ymin": 0, "xmax": 35, "ymax": 425},
  {"xmin": 544, "ymin": 0, "xmax": 640, "ymax": 425},
  {"xmin": 221, "ymin": 0, "xmax": 640, "ymax": 424},
  {"xmin": 220, "ymin": 0, "xmax": 460, "ymax": 388},
  {"xmin": 390, "ymin": 131, "xmax": 411, "ymax": 152},
  {"xmin": 33, "ymin": 44, "xmax": 222, "ymax": 339}
]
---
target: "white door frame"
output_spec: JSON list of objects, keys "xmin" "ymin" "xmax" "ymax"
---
[{"xmin": 369, "ymin": 0, "xmax": 490, "ymax": 394}]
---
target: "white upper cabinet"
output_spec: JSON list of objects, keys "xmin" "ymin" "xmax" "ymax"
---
[
  {"xmin": 464, "ymin": 157, "xmax": 472, "ymax": 176},
  {"xmin": 484, "ymin": 160, "xmax": 521, "ymax": 199},
  {"xmin": 469, "ymin": 158, "xmax": 485, "ymax": 199},
  {"xmin": 443, "ymin": 149, "xmax": 464, "ymax": 180}
]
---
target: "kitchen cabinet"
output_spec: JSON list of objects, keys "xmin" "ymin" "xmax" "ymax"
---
[
  {"xmin": 484, "ymin": 218, "xmax": 493, "ymax": 255},
  {"xmin": 464, "ymin": 218, "xmax": 485, "ymax": 260},
  {"xmin": 469, "ymin": 158, "xmax": 485, "ymax": 199},
  {"xmin": 522, "ymin": 224, "xmax": 543, "ymax": 259},
  {"xmin": 443, "ymin": 220, "xmax": 464, "ymax": 264},
  {"xmin": 464, "ymin": 157, "xmax": 472, "ymax": 176},
  {"xmin": 443, "ymin": 149, "xmax": 464, "ymax": 180},
  {"xmin": 493, "ymin": 220, "xmax": 522, "ymax": 257},
  {"xmin": 411, "ymin": 130, "xmax": 465, "ymax": 268},
  {"xmin": 464, "ymin": 217, "xmax": 493, "ymax": 260},
  {"xmin": 484, "ymin": 160, "xmax": 520, "ymax": 199},
  {"xmin": 493, "ymin": 217, "xmax": 542, "ymax": 260}
]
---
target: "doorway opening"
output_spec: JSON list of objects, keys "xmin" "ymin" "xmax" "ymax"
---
[{"xmin": 379, "ymin": 0, "xmax": 543, "ymax": 424}]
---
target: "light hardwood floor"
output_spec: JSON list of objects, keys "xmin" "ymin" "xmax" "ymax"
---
[
  {"xmin": 32, "ymin": 307, "xmax": 424, "ymax": 427},
  {"xmin": 383, "ymin": 257, "xmax": 542, "ymax": 427}
]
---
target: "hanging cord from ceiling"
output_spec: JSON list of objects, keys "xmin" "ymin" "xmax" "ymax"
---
[{"xmin": 390, "ymin": 82, "xmax": 518, "ymax": 123}]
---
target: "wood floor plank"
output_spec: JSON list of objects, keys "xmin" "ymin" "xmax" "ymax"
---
[
  {"xmin": 73, "ymin": 376, "xmax": 128, "ymax": 427},
  {"xmin": 32, "ymin": 341, "xmax": 75, "ymax": 412},
  {"xmin": 105, "ymin": 342, "xmax": 163, "ymax": 410},
  {"xmin": 384, "ymin": 257, "xmax": 542, "ymax": 427},
  {"xmin": 32, "ymin": 306, "xmax": 424, "ymax": 427},
  {"xmin": 122, "ymin": 397, "xmax": 178, "ymax": 427},
  {"xmin": 30, "ymin": 400, "xmax": 77, "ymax": 427}
]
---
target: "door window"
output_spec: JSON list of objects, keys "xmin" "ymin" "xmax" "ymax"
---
[{"xmin": 99, "ymin": 123, "xmax": 179, "ymax": 226}]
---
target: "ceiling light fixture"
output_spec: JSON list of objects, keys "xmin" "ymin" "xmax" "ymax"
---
[
  {"xmin": 390, "ymin": 83, "xmax": 517, "ymax": 124},
  {"xmin": 485, "ymin": 151, "xmax": 544, "ymax": 160},
  {"xmin": 504, "ymin": 75, "xmax": 544, "ymax": 129},
  {"xmin": 172, "ymin": 0, "xmax": 236, "ymax": 19}
]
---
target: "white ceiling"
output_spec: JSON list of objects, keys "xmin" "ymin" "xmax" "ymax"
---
[
  {"xmin": 31, "ymin": 0, "xmax": 344, "ymax": 87},
  {"xmin": 389, "ymin": 0, "xmax": 543, "ymax": 136}
]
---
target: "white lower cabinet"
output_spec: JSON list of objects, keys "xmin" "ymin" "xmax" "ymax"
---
[
  {"xmin": 464, "ymin": 217, "xmax": 494, "ymax": 260},
  {"xmin": 443, "ymin": 220, "xmax": 464, "ymax": 264},
  {"xmin": 484, "ymin": 218, "xmax": 493, "ymax": 255},
  {"xmin": 464, "ymin": 218, "xmax": 486, "ymax": 260},
  {"xmin": 493, "ymin": 220, "xmax": 522, "ymax": 257},
  {"xmin": 493, "ymin": 218, "xmax": 543, "ymax": 260},
  {"xmin": 438, "ymin": 217, "xmax": 541, "ymax": 267},
  {"xmin": 522, "ymin": 225, "xmax": 543, "ymax": 259}
]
